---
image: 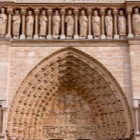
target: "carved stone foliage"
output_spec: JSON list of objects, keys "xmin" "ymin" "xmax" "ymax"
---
[{"xmin": 7, "ymin": 47, "xmax": 133, "ymax": 140}]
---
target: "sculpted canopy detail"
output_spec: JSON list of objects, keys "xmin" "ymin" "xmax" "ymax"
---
[{"xmin": 0, "ymin": 6, "xmax": 140, "ymax": 39}]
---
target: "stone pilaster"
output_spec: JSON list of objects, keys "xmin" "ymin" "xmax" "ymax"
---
[
  {"xmin": 87, "ymin": 9, "xmax": 93, "ymax": 39},
  {"xmin": 127, "ymin": 7, "xmax": 133, "ymax": 38},
  {"xmin": 47, "ymin": 9, "xmax": 53, "ymax": 39},
  {"xmin": 34, "ymin": 9, "xmax": 39, "ymax": 39},
  {"xmin": 113, "ymin": 9, "xmax": 119, "ymax": 39},
  {"xmin": 134, "ymin": 100, "xmax": 140, "ymax": 136},
  {"xmin": 60, "ymin": 9, "xmax": 66, "ymax": 39},
  {"xmin": 100, "ymin": 9, "xmax": 106, "ymax": 39},
  {"xmin": 6, "ymin": 9, "xmax": 13, "ymax": 38},
  {"xmin": 20, "ymin": 9, "xmax": 26, "ymax": 39},
  {"xmin": 74, "ymin": 9, "xmax": 79, "ymax": 39}
]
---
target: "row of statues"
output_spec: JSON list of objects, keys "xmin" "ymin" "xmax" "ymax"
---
[{"xmin": 1, "ymin": 7, "xmax": 140, "ymax": 39}]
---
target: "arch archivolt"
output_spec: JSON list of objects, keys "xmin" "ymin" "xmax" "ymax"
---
[{"xmin": 8, "ymin": 47, "xmax": 133, "ymax": 140}]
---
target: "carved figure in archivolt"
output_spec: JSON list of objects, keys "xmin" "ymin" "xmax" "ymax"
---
[
  {"xmin": 132, "ymin": 8, "xmax": 140, "ymax": 36},
  {"xmin": 12, "ymin": 10, "xmax": 21, "ymax": 39},
  {"xmin": 105, "ymin": 10, "xmax": 113, "ymax": 39},
  {"xmin": 53, "ymin": 10, "xmax": 60, "ymax": 39},
  {"xmin": 65, "ymin": 10, "xmax": 74, "ymax": 38},
  {"xmin": 26, "ymin": 10, "xmax": 34, "ymax": 38},
  {"xmin": 118, "ymin": 10, "xmax": 126, "ymax": 38},
  {"xmin": 39, "ymin": 10, "xmax": 48, "ymax": 38},
  {"xmin": 65, "ymin": 91, "xmax": 74, "ymax": 112},
  {"xmin": 92, "ymin": 10, "xmax": 101, "ymax": 39},
  {"xmin": 0, "ymin": 8, "xmax": 7, "ymax": 36},
  {"xmin": 79, "ymin": 10, "xmax": 88, "ymax": 38}
]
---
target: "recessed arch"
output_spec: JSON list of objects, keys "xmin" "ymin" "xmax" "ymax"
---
[{"xmin": 7, "ymin": 47, "xmax": 133, "ymax": 140}]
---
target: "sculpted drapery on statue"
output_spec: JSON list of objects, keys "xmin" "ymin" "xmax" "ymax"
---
[
  {"xmin": 65, "ymin": 10, "xmax": 74, "ymax": 38},
  {"xmin": 92, "ymin": 10, "xmax": 101, "ymax": 39},
  {"xmin": 0, "ymin": 8, "xmax": 7, "ymax": 36},
  {"xmin": 118, "ymin": 10, "xmax": 126, "ymax": 38},
  {"xmin": 26, "ymin": 10, "xmax": 34, "ymax": 38},
  {"xmin": 105, "ymin": 10, "xmax": 113, "ymax": 39},
  {"xmin": 39, "ymin": 10, "xmax": 48, "ymax": 38},
  {"xmin": 1, "ymin": 6, "xmax": 140, "ymax": 39},
  {"xmin": 12, "ymin": 10, "xmax": 21, "ymax": 39},
  {"xmin": 53, "ymin": 10, "xmax": 61, "ymax": 39},
  {"xmin": 132, "ymin": 8, "xmax": 140, "ymax": 36},
  {"xmin": 79, "ymin": 10, "xmax": 88, "ymax": 38}
]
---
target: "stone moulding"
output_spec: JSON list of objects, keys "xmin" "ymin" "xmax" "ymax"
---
[{"xmin": 7, "ymin": 47, "xmax": 133, "ymax": 140}]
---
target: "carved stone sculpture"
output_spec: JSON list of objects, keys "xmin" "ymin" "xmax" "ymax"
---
[
  {"xmin": 39, "ymin": 10, "xmax": 48, "ymax": 39},
  {"xmin": 92, "ymin": 10, "xmax": 101, "ymax": 39},
  {"xmin": 52, "ymin": 10, "xmax": 60, "ymax": 39},
  {"xmin": 105, "ymin": 10, "xmax": 113, "ymax": 39},
  {"xmin": 79, "ymin": 10, "xmax": 88, "ymax": 38},
  {"xmin": 12, "ymin": 10, "xmax": 21, "ymax": 39},
  {"xmin": 132, "ymin": 8, "xmax": 140, "ymax": 36},
  {"xmin": 118, "ymin": 10, "xmax": 126, "ymax": 38},
  {"xmin": 65, "ymin": 10, "xmax": 74, "ymax": 38},
  {"xmin": 26, "ymin": 10, "xmax": 34, "ymax": 39},
  {"xmin": 0, "ymin": 8, "xmax": 7, "ymax": 36}
]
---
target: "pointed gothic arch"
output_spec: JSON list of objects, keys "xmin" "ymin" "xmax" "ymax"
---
[{"xmin": 7, "ymin": 47, "xmax": 133, "ymax": 140}]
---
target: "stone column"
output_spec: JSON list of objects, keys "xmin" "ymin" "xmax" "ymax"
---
[
  {"xmin": 1, "ymin": 107, "xmax": 6, "ymax": 136},
  {"xmin": 34, "ymin": 9, "xmax": 39, "ymax": 39},
  {"xmin": 113, "ymin": 9, "xmax": 119, "ymax": 39},
  {"xmin": 47, "ymin": 9, "xmax": 53, "ymax": 39},
  {"xmin": 87, "ymin": 9, "xmax": 92, "ymax": 39},
  {"xmin": 60, "ymin": 9, "xmax": 65, "ymax": 39},
  {"xmin": 74, "ymin": 9, "xmax": 79, "ymax": 39},
  {"xmin": 20, "ymin": 9, "xmax": 26, "ymax": 39},
  {"xmin": 127, "ymin": 8, "xmax": 133, "ymax": 38},
  {"xmin": 134, "ymin": 100, "xmax": 140, "ymax": 135},
  {"xmin": 100, "ymin": 9, "xmax": 106, "ymax": 39},
  {"xmin": 6, "ymin": 9, "xmax": 13, "ymax": 38}
]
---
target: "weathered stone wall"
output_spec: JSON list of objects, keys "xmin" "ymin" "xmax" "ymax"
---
[{"xmin": 8, "ymin": 40, "xmax": 133, "ymax": 107}]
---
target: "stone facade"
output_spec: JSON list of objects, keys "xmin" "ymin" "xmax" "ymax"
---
[{"xmin": 0, "ymin": 0, "xmax": 140, "ymax": 140}]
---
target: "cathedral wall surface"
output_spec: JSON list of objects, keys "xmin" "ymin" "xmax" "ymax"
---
[{"xmin": 7, "ymin": 40, "xmax": 134, "ymax": 107}]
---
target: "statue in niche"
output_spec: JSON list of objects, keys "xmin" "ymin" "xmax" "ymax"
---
[
  {"xmin": 26, "ymin": 10, "xmax": 34, "ymax": 39},
  {"xmin": 0, "ymin": 8, "xmax": 7, "ymax": 36},
  {"xmin": 74, "ymin": 93, "xmax": 82, "ymax": 112},
  {"xmin": 79, "ymin": 10, "xmax": 88, "ymax": 38},
  {"xmin": 12, "ymin": 10, "xmax": 21, "ymax": 39},
  {"xmin": 132, "ymin": 8, "xmax": 140, "ymax": 36},
  {"xmin": 39, "ymin": 10, "xmax": 48, "ymax": 39},
  {"xmin": 118, "ymin": 10, "xmax": 126, "ymax": 38},
  {"xmin": 65, "ymin": 91, "xmax": 74, "ymax": 113},
  {"xmin": 58, "ymin": 95, "xmax": 64, "ymax": 113},
  {"xmin": 65, "ymin": 10, "xmax": 74, "ymax": 38},
  {"xmin": 105, "ymin": 10, "xmax": 113, "ymax": 39},
  {"xmin": 92, "ymin": 10, "xmax": 101, "ymax": 39},
  {"xmin": 52, "ymin": 10, "xmax": 60, "ymax": 39}
]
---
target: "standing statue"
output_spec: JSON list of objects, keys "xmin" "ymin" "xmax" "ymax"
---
[
  {"xmin": 118, "ymin": 10, "xmax": 126, "ymax": 38},
  {"xmin": 105, "ymin": 10, "xmax": 113, "ymax": 39},
  {"xmin": 92, "ymin": 10, "xmax": 101, "ymax": 39},
  {"xmin": 132, "ymin": 8, "xmax": 140, "ymax": 36},
  {"xmin": 12, "ymin": 10, "xmax": 21, "ymax": 39},
  {"xmin": 26, "ymin": 10, "xmax": 34, "ymax": 39},
  {"xmin": 79, "ymin": 10, "xmax": 88, "ymax": 38},
  {"xmin": 39, "ymin": 10, "xmax": 48, "ymax": 39},
  {"xmin": 0, "ymin": 8, "xmax": 7, "ymax": 36},
  {"xmin": 52, "ymin": 10, "xmax": 60, "ymax": 39},
  {"xmin": 65, "ymin": 10, "xmax": 74, "ymax": 38}
]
